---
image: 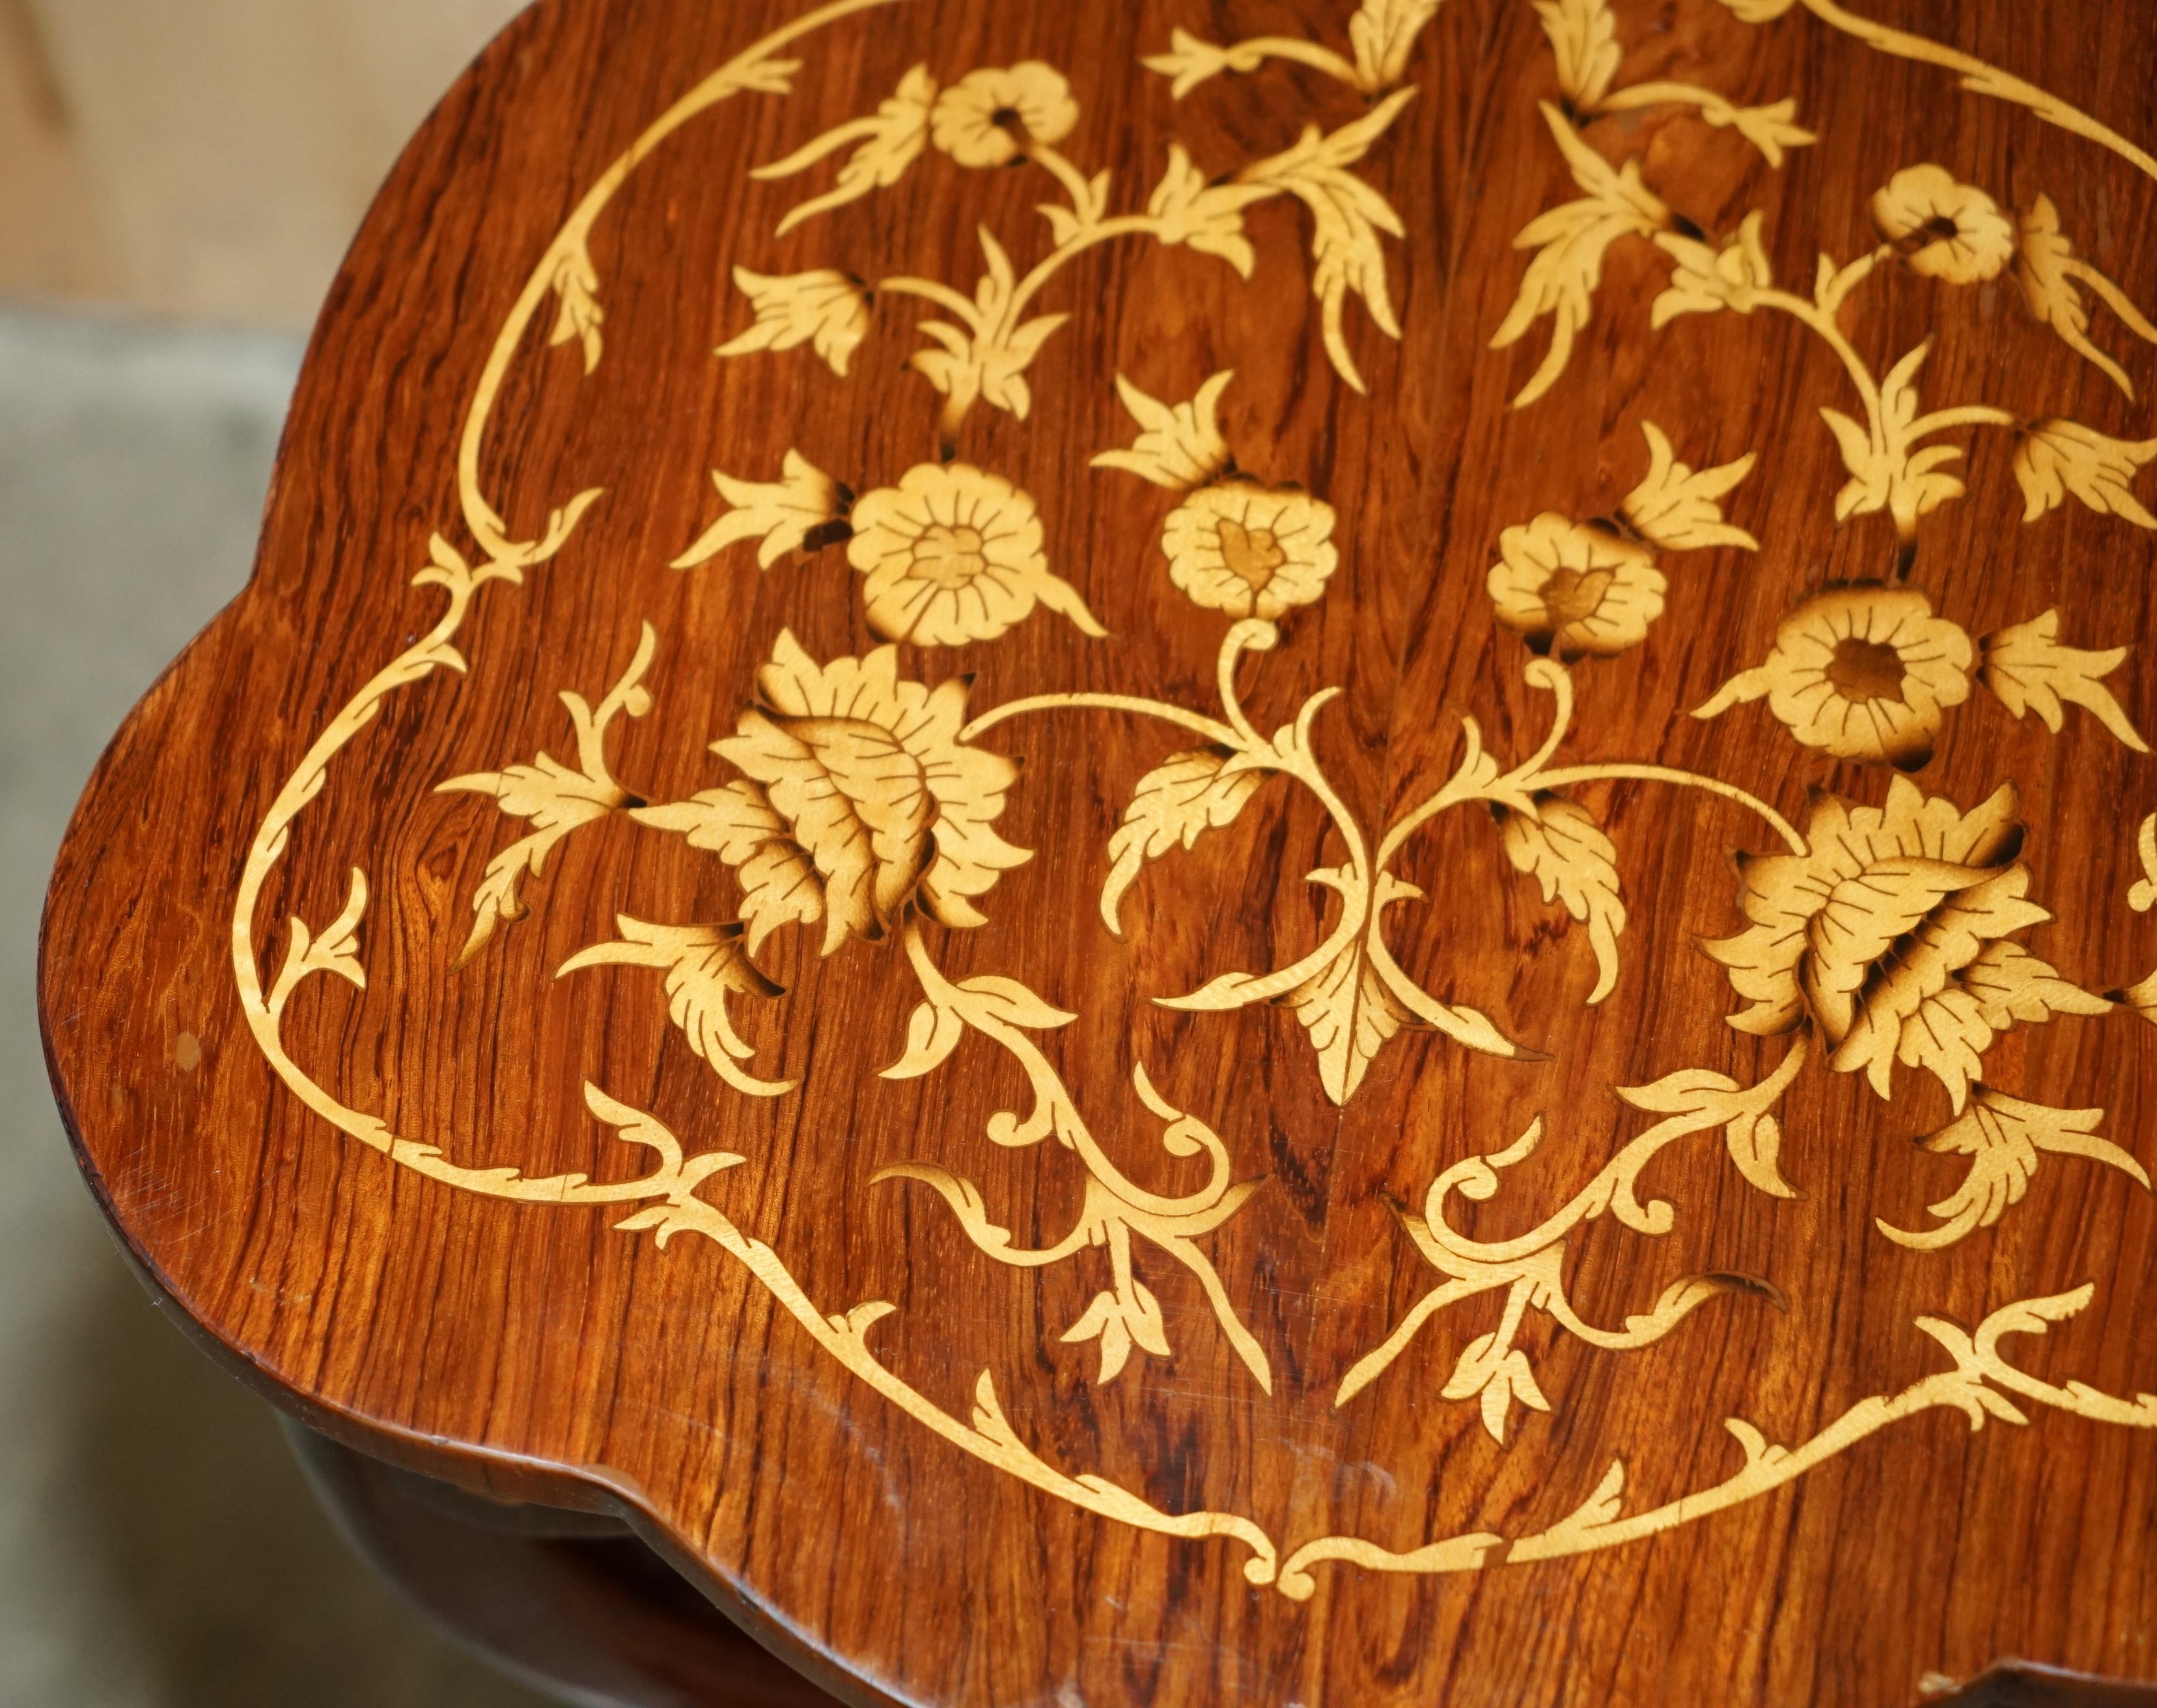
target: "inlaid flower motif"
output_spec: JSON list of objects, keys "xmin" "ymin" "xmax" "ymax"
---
[
  {"xmin": 1703, "ymin": 778, "xmax": 2106, "ymax": 1107},
  {"xmin": 689, "ymin": 632, "xmax": 1031, "ymax": 954},
  {"xmin": 1486, "ymin": 513, "xmax": 1665, "ymax": 660},
  {"xmin": 716, "ymin": 268, "xmax": 870, "ymax": 378},
  {"xmin": 1691, "ymin": 584, "xmax": 1973, "ymax": 770},
  {"xmin": 1870, "ymin": 165, "xmax": 2015, "ymax": 284},
  {"xmin": 846, "ymin": 462, "xmax": 1104, "ymax": 646},
  {"xmin": 928, "ymin": 62, "xmax": 1079, "ymax": 169},
  {"xmin": 1160, "ymin": 482, "xmax": 1339, "ymax": 620}
]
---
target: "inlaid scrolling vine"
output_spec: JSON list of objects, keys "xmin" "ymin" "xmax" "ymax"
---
[
  {"xmin": 227, "ymin": 0, "xmax": 2157, "ymax": 1606},
  {"xmin": 717, "ymin": 40, "xmax": 1419, "ymax": 440},
  {"xmin": 1499, "ymin": 0, "xmax": 2157, "ymax": 536}
]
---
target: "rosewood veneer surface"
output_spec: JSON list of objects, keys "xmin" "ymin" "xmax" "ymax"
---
[{"xmin": 40, "ymin": 0, "xmax": 2157, "ymax": 1702}]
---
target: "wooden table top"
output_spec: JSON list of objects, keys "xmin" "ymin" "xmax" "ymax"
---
[{"xmin": 38, "ymin": 0, "xmax": 2157, "ymax": 1701}]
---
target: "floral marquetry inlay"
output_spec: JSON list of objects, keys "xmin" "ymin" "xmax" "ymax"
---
[{"xmin": 174, "ymin": 0, "xmax": 2157, "ymax": 1654}]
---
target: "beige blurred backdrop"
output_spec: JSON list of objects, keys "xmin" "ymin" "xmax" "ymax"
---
[{"xmin": 1, "ymin": 0, "xmax": 527, "ymax": 326}]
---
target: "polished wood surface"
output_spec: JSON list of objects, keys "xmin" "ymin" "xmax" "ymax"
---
[{"xmin": 38, "ymin": 0, "xmax": 2157, "ymax": 1702}]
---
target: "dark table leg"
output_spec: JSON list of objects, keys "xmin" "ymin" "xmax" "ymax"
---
[{"xmin": 283, "ymin": 1420, "xmax": 842, "ymax": 1708}]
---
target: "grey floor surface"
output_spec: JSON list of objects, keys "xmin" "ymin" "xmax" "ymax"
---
[{"xmin": 0, "ymin": 305, "xmax": 549, "ymax": 1706}]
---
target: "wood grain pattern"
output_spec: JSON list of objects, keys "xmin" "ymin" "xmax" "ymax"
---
[{"xmin": 37, "ymin": 0, "xmax": 2157, "ymax": 1701}]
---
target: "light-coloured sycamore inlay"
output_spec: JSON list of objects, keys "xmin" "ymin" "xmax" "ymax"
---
[
  {"xmin": 1285, "ymin": 1282, "xmax": 2157, "ymax": 1597},
  {"xmin": 1695, "ymin": 594, "xmax": 2149, "ymax": 771},
  {"xmin": 1337, "ymin": 1043, "xmax": 1806, "ymax": 1443},
  {"xmin": 724, "ymin": 47, "xmax": 1418, "ymax": 435},
  {"xmin": 1144, "ymin": 0, "xmax": 1441, "ymax": 98},
  {"xmin": 1502, "ymin": 0, "xmax": 2157, "ymax": 537},
  {"xmin": 227, "ymin": 0, "xmax": 2157, "ymax": 1608},
  {"xmin": 438, "ymin": 618, "xmax": 656, "ymax": 964},
  {"xmin": 2121, "ymin": 815, "xmax": 2157, "ymax": 1028}
]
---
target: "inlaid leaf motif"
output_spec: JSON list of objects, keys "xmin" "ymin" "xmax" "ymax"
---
[
  {"xmin": 1723, "ymin": 1100, "xmax": 1793, "ymax": 1201},
  {"xmin": 1535, "ymin": 1461, "xmax": 1628, "ymax": 1548},
  {"xmin": 1037, "ymin": 164, "xmax": 1115, "ymax": 249},
  {"xmin": 1832, "ymin": 936, "xmax": 2110, "ymax": 1109},
  {"xmin": 1879, "ymin": 1092, "xmax": 2145, "ymax": 1250},
  {"xmin": 633, "ymin": 783, "xmax": 823, "ymax": 953},
  {"xmin": 882, "ymin": 999, "xmax": 967, "ymax": 1082},
  {"xmin": 954, "ymin": 974, "xmax": 1079, "ymax": 1034},
  {"xmin": 1619, "ymin": 421, "xmax": 1759, "ymax": 551},
  {"xmin": 1144, "ymin": 145, "xmax": 1270, "ymax": 275},
  {"xmin": 1495, "ymin": 104, "xmax": 1669, "ymax": 407},
  {"xmin": 1063, "ymin": 1282, "xmax": 1173, "ymax": 1385},
  {"xmin": 1979, "ymin": 609, "xmax": 2149, "ymax": 752},
  {"xmin": 1660, "ymin": 93, "xmax": 1814, "ymax": 168},
  {"xmin": 1706, "ymin": 780, "xmax": 2105, "ymax": 1110},
  {"xmin": 2013, "ymin": 421, "xmax": 2157, "ymax": 529},
  {"xmin": 750, "ymin": 63, "xmax": 934, "ymax": 235},
  {"xmin": 438, "ymin": 626, "xmax": 656, "ymax": 965},
  {"xmin": 1806, "ymin": 864, "xmax": 2042, "ymax": 1040},
  {"xmin": 1348, "ymin": 0, "xmax": 1447, "ymax": 92},
  {"xmin": 1966, "ymin": 944, "xmax": 2113, "ymax": 1032},
  {"xmin": 910, "ymin": 227, "xmax": 1070, "ymax": 422},
  {"xmin": 1499, "ymin": 794, "xmax": 1626, "ymax": 1002},
  {"xmin": 547, "ymin": 240, "xmax": 604, "ymax": 374},
  {"xmin": 716, "ymin": 268, "xmax": 871, "ymax": 376},
  {"xmin": 1236, "ymin": 88, "xmax": 1417, "ymax": 393},
  {"xmin": 559, "ymin": 916, "xmax": 793, "ymax": 1096},
  {"xmin": 1139, "ymin": 30, "xmax": 1271, "ymax": 100},
  {"xmin": 1708, "ymin": 791, "xmax": 1986, "ymax": 1039},
  {"xmin": 1654, "ymin": 216, "xmax": 1775, "ymax": 329},
  {"xmin": 1444, "ymin": 1331, "xmax": 1552, "ymax": 1445},
  {"xmin": 1279, "ymin": 929, "xmax": 1419, "ymax": 1106},
  {"xmin": 1617, "ymin": 1064, "xmax": 1798, "ymax": 1199},
  {"xmin": 673, "ymin": 451, "xmax": 842, "ymax": 571},
  {"xmin": 2124, "ymin": 816, "xmax": 2157, "ymax": 1026},
  {"xmin": 881, "ymin": 972, "xmax": 1076, "ymax": 1082},
  {"xmin": 268, "ymin": 869, "xmax": 371, "ymax": 1018},
  {"xmin": 1813, "ymin": 249, "xmax": 1881, "ymax": 317},
  {"xmin": 1101, "ymin": 749, "xmax": 1268, "ymax": 935},
  {"xmin": 941, "ymin": 306, "xmax": 1070, "ymax": 420},
  {"xmin": 445, "ymin": 757, "xmax": 626, "ymax": 960},
  {"xmin": 875, "ymin": 1164, "xmax": 1012, "ymax": 1263},
  {"xmin": 1533, "ymin": 0, "xmax": 1619, "ymax": 109},
  {"xmin": 726, "ymin": 715, "xmax": 934, "ymax": 950},
  {"xmin": 583, "ymin": 1085, "xmax": 745, "ymax": 1245},
  {"xmin": 2014, "ymin": 194, "xmax": 2157, "ymax": 399},
  {"xmin": 643, "ymin": 634, "xmax": 1026, "ymax": 956},
  {"xmin": 301, "ymin": 870, "xmax": 371, "ymax": 993},
  {"xmin": 1092, "ymin": 370, "xmax": 1235, "ymax": 491},
  {"xmin": 1142, "ymin": 0, "xmax": 1440, "ymax": 98},
  {"xmin": 1828, "ymin": 341, "xmax": 1966, "ymax": 533},
  {"xmin": 732, "ymin": 840, "xmax": 827, "ymax": 953}
]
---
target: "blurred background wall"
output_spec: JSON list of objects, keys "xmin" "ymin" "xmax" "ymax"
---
[
  {"xmin": 1, "ymin": 0, "xmax": 525, "ymax": 325},
  {"xmin": 1, "ymin": 4, "xmax": 557, "ymax": 1703}
]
